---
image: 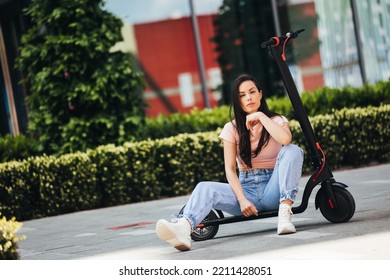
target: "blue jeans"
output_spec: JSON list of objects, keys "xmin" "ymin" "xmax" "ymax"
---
[{"xmin": 180, "ymin": 144, "xmax": 304, "ymax": 229}]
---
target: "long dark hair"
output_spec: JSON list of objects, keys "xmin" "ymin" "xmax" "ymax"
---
[{"xmin": 229, "ymin": 74, "xmax": 279, "ymax": 168}]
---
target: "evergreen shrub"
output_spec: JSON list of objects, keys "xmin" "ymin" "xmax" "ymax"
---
[{"xmin": 0, "ymin": 105, "xmax": 388, "ymax": 221}]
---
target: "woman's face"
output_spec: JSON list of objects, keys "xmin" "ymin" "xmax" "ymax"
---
[{"xmin": 238, "ymin": 80, "xmax": 262, "ymax": 114}]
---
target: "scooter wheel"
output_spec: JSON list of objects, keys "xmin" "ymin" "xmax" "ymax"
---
[
  {"xmin": 178, "ymin": 206, "xmax": 220, "ymax": 241},
  {"xmin": 191, "ymin": 210, "xmax": 220, "ymax": 241},
  {"xmin": 317, "ymin": 186, "xmax": 355, "ymax": 223}
]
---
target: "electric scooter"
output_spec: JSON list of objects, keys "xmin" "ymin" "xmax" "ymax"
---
[{"xmin": 180, "ymin": 29, "xmax": 356, "ymax": 241}]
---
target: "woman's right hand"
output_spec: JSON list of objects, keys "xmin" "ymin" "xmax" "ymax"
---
[{"xmin": 239, "ymin": 199, "xmax": 259, "ymax": 217}]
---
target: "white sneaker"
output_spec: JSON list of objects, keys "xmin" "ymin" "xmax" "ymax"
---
[
  {"xmin": 156, "ymin": 218, "xmax": 192, "ymax": 251},
  {"xmin": 277, "ymin": 204, "xmax": 296, "ymax": 235}
]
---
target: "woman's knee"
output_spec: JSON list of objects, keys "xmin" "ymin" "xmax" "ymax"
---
[
  {"xmin": 193, "ymin": 181, "xmax": 219, "ymax": 196},
  {"xmin": 193, "ymin": 181, "xmax": 209, "ymax": 194},
  {"xmin": 280, "ymin": 144, "xmax": 304, "ymax": 162}
]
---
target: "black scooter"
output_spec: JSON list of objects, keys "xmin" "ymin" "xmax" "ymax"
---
[{"xmin": 180, "ymin": 29, "xmax": 356, "ymax": 241}]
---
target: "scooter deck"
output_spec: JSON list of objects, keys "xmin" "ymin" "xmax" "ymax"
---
[{"xmin": 196, "ymin": 204, "xmax": 306, "ymax": 228}]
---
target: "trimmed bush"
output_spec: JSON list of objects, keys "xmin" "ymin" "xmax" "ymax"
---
[
  {"xmin": 0, "ymin": 153, "xmax": 99, "ymax": 220},
  {"xmin": 290, "ymin": 105, "xmax": 390, "ymax": 172},
  {"xmin": 87, "ymin": 142, "xmax": 162, "ymax": 207},
  {"xmin": 0, "ymin": 160, "xmax": 37, "ymax": 221},
  {"xmin": 0, "ymin": 135, "xmax": 40, "ymax": 163},
  {"xmin": 153, "ymin": 131, "xmax": 225, "ymax": 196},
  {"xmin": 0, "ymin": 105, "xmax": 388, "ymax": 221},
  {"xmin": 144, "ymin": 106, "xmax": 230, "ymax": 140},
  {"xmin": 34, "ymin": 153, "xmax": 100, "ymax": 217}
]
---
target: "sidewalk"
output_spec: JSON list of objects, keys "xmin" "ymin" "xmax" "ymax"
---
[
  {"xmin": 231, "ymin": 231, "xmax": 390, "ymax": 260},
  {"xmin": 83, "ymin": 230, "xmax": 390, "ymax": 260}
]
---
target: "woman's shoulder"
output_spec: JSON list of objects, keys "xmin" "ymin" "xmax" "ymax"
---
[
  {"xmin": 220, "ymin": 120, "xmax": 238, "ymax": 141},
  {"xmin": 222, "ymin": 120, "xmax": 238, "ymax": 132},
  {"xmin": 223, "ymin": 120, "xmax": 236, "ymax": 128}
]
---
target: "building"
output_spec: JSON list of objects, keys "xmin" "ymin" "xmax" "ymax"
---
[
  {"xmin": 130, "ymin": 1, "xmax": 325, "ymax": 117},
  {"xmin": 133, "ymin": 15, "xmax": 221, "ymax": 117},
  {"xmin": 315, "ymin": 0, "xmax": 390, "ymax": 87}
]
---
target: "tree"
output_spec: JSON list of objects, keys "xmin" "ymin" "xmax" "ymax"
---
[
  {"xmin": 16, "ymin": 0, "xmax": 146, "ymax": 155},
  {"xmin": 212, "ymin": 0, "xmax": 320, "ymax": 104},
  {"xmin": 212, "ymin": 0, "xmax": 286, "ymax": 104}
]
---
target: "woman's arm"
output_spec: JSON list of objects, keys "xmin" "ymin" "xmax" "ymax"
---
[
  {"xmin": 246, "ymin": 112, "xmax": 292, "ymax": 145},
  {"xmin": 223, "ymin": 139, "xmax": 258, "ymax": 217}
]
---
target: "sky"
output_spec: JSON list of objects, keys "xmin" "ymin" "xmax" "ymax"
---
[{"xmin": 103, "ymin": 0, "xmax": 224, "ymax": 24}]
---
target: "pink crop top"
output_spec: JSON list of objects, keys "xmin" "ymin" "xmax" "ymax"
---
[{"xmin": 219, "ymin": 115, "xmax": 288, "ymax": 170}]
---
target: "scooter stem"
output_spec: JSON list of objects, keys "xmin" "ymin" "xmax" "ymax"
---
[
  {"xmin": 265, "ymin": 32, "xmax": 336, "ymax": 213},
  {"xmin": 268, "ymin": 40, "xmax": 325, "ymax": 171}
]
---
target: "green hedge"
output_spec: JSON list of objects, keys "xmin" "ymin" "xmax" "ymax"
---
[
  {"xmin": 152, "ymin": 132, "xmax": 225, "ymax": 197},
  {"xmin": 0, "ymin": 105, "xmax": 389, "ymax": 221},
  {"xmin": 0, "ymin": 135, "xmax": 40, "ymax": 163},
  {"xmin": 268, "ymin": 79, "xmax": 390, "ymax": 120},
  {"xmin": 144, "ymin": 106, "xmax": 230, "ymax": 140},
  {"xmin": 291, "ymin": 106, "xmax": 390, "ymax": 172},
  {"xmin": 87, "ymin": 142, "xmax": 162, "ymax": 207},
  {"xmin": 0, "ymin": 153, "xmax": 100, "ymax": 220},
  {"xmin": 2, "ymin": 79, "xmax": 389, "ymax": 163}
]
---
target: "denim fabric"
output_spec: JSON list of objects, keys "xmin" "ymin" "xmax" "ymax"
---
[{"xmin": 180, "ymin": 144, "xmax": 304, "ymax": 229}]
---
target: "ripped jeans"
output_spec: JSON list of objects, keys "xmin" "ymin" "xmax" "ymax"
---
[{"xmin": 179, "ymin": 144, "xmax": 304, "ymax": 229}]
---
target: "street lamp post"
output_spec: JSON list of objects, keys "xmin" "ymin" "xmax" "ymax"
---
[
  {"xmin": 189, "ymin": 0, "xmax": 211, "ymax": 108},
  {"xmin": 350, "ymin": 0, "xmax": 367, "ymax": 85}
]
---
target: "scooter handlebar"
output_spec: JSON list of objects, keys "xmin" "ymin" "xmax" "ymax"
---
[
  {"xmin": 260, "ymin": 36, "xmax": 279, "ymax": 48},
  {"xmin": 287, "ymin": 28, "xmax": 305, "ymax": 38},
  {"xmin": 260, "ymin": 29, "xmax": 306, "ymax": 48}
]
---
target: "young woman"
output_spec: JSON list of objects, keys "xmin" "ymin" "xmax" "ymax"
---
[{"xmin": 156, "ymin": 74, "xmax": 304, "ymax": 251}]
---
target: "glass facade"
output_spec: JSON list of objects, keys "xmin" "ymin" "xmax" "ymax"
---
[{"xmin": 315, "ymin": 0, "xmax": 390, "ymax": 87}]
